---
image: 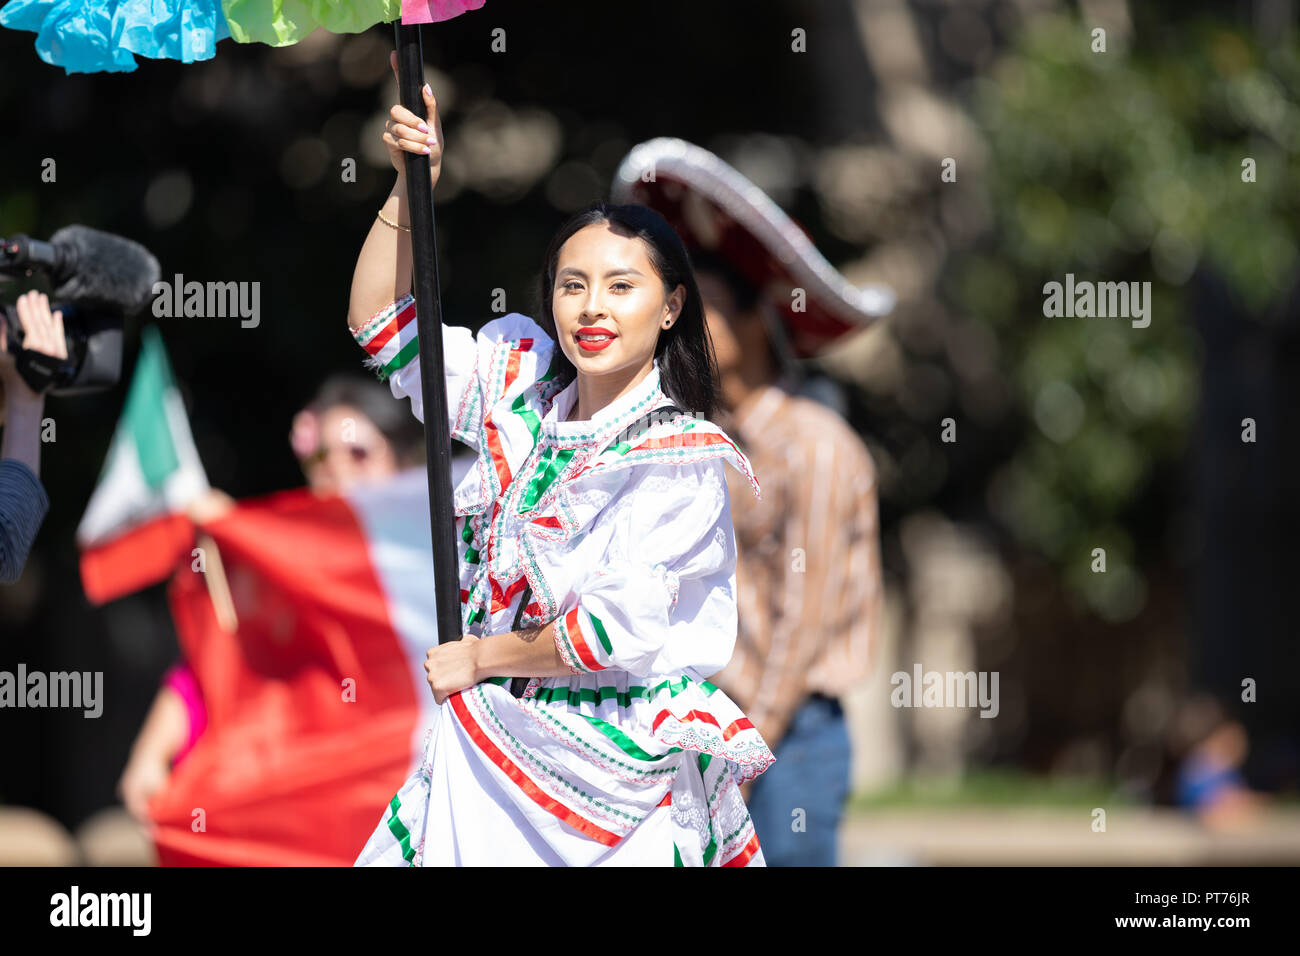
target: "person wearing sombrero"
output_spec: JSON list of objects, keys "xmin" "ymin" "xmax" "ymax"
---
[{"xmin": 613, "ymin": 139, "xmax": 889, "ymax": 866}]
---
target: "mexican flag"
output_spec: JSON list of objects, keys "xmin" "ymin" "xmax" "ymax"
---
[
  {"xmin": 145, "ymin": 469, "xmax": 443, "ymax": 866},
  {"xmin": 77, "ymin": 325, "xmax": 210, "ymax": 602},
  {"xmin": 75, "ymin": 327, "xmax": 460, "ymax": 864},
  {"xmin": 80, "ymin": 468, "xmax": 449, "ymax": 866}
]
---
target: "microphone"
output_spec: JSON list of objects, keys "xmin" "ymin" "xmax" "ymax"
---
[
  {"xmin": 0, "ymin": 225, "xmax": 161, "ymax": 395},
  {"xmin": 1, "ymin": 224, "xmax": 160, "ymax": 314}
]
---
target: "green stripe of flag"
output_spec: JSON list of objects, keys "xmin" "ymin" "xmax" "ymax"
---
[{"xmin": 124, "ymin": 327, "xmax": 181, "ymax": 489}]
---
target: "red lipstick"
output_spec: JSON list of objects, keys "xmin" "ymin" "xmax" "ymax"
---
[{"xmin": 576, "ymin": 325, "xmax": 616, "ymax": 352}]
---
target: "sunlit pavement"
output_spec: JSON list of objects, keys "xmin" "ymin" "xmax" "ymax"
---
[
  {"xmin": 839, "ymin": 807, "xmax": 1300, "ymax": 865},
  {"xmin": 6, "ymin": 804, "xmax": 1300, "ymax": 866},
  {"xmin": 0, "ymin": 806, "xmax": 154, "ymax": 866}
]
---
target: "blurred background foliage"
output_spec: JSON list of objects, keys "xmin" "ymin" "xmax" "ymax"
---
[{"xmin": 953, "ymin": 12, "xmax": 1299, "ymax": 622}]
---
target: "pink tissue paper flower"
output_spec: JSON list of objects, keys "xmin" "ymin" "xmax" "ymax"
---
[{"xmin": 401, "ymin": 0, "xmax": 487, "ymax": 25}]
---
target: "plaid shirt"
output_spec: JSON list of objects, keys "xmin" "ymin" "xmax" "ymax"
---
[{"xmin": 710, "ymin": 384, "xmax": 882, "ymax": 751}]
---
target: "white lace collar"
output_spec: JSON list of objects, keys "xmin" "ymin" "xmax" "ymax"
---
[{"xmin": 541, "ymin": 360, "xmax": 670, "ymax": 449}]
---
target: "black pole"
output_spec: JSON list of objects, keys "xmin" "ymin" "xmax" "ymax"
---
[
  {"xmin": 393, "ymin": 23, "xmax": 461, "ymax": 649},
  {"xmin": 393, "ymin": 24, "xmax": 529, "ymax": 699}
]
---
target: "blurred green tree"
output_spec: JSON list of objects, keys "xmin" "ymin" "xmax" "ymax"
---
[{"xmin": 953, "ymin": 12, "xmax": 1300, "ymax": 621}]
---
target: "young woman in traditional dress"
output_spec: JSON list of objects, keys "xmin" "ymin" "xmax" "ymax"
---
[{"xmin": 348, "ymin": 55, "xmax": 773, "ymax": 866}]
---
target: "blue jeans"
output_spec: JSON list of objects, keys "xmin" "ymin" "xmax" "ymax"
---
[{"xmin": 746, "ymin": 693, "xmax": 851, "ymax": 866}]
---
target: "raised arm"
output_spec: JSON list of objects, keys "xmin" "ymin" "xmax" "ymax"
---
[
  {"xmin": 347, "ymin": 61, "xmax": 556, "ymax": 442},
  {"xmin": 346, "ymin": 53, "xmax": 475, "ymax": 432},
  {"xmin": 348, "ymin": 177, "xmax": 416, "ymax": 331},
  {"xmin": 347, "ymin": 51, "xmax": 443, "ymax": 331}
]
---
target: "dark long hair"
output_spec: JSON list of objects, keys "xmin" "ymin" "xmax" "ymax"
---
[{"xmin": 531, "ymin": 203, "xmax": 721, "ymax": 420}]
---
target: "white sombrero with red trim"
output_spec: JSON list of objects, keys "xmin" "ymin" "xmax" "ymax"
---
[{"xmin": 611, "ymin": 137, "xmax": 895, "ymax": 358}]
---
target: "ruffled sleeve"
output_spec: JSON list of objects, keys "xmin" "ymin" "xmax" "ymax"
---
[
  {"xmin": 350, "ymin": 292, "xmax": 553, "ymax": 453},
  {"xmin": 551, "ymin": 458, "xmax": 739, "ymax": 678}
]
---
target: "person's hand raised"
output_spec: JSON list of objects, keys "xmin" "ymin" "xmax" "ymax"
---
[{"xmin": 383, "ymin": 50, "xmax": 443, "ymax": 190}]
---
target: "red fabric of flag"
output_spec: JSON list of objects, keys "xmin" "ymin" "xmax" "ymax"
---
[{"xmin": 135, "ymin": 489, "xmax": 420, "ymax": 866}]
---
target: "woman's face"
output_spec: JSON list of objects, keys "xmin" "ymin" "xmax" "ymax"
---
[
  {"xmin": 298, "ymin": 403, "xmax": 399, "ymax": 494},
  {"xmin": 551, "ymin": 222, "xmax": 684, "ymax": 382}
]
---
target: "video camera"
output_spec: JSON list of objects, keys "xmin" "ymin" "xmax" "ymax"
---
[{"xmin": 0, "ymin": 225, "xmax": 160, "ymax": 395}]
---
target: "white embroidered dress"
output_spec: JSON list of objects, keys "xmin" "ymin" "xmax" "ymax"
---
[{"xmin": 349, "ymin": 293, "xmax": 774, "ymax": 866}]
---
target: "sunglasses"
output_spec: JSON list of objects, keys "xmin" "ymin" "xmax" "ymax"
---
[{"xmin": 298, "ymin": 444, "xmax": 376, "ymax": 468}]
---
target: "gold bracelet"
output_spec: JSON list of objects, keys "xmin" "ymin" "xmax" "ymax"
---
[{"xmin": 377, "ymin": 209, "xmax": 411, "ymax": 232}]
